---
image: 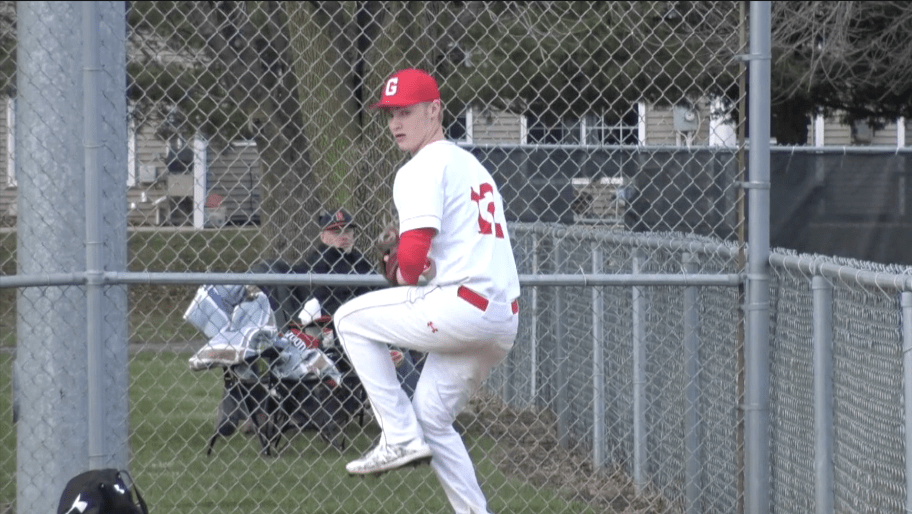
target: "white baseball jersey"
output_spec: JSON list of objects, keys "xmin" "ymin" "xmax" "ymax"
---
[{"xmin": 393, "ymin": 140, "xmax": 520, "ymax": 302}]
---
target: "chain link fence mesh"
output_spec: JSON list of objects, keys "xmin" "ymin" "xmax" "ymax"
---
[
  {"xmin": 766, "ymin": 255, "xmax": 912, "ymax": 514},
  {"xmin": 1, "ymin": 2, "xmax": 910, "ymax": 514}
]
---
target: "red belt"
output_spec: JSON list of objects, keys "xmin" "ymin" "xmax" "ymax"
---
[{"xmin": 457, "ymin": 285, "xmax": 519, "ymax": 314}]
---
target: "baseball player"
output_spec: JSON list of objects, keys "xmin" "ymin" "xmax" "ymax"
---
[{"xmin": 334, "ymin": 68, "xmax": 520, "ymax": 514}]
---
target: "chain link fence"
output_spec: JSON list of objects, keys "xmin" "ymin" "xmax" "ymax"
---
[{"xmin": 1, "ymin": 2, "xmax": 910, "ymax": 514}]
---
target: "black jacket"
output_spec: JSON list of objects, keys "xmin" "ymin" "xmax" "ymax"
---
[{"xmin": 292, "ymin": 244, "xmax": 376, "ymax": 317}]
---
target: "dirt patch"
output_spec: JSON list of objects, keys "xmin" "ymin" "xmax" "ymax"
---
[{"xmin": 465, "ymin": 396, "xmax": 669, "ymax": 514}]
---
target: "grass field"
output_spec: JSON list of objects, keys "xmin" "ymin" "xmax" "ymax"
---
[
  {"xmin": 0, "ymin": 350, "xmax": 597, "ymax": 513},
  {"xmin": 128, "ymin": 351, "xmax": 457, "ymax": 513}
]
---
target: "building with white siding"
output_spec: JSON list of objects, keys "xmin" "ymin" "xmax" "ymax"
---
[{"xmin": 0, "ymin": 95, "xmax": 909, "ymax": 227}]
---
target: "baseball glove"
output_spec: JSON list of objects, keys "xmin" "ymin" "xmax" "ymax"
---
[{"xmin": 375, "ymin": 220, "xmax": 400, "ymax": 285}]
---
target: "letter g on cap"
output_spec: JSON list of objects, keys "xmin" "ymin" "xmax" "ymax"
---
[{"xmin": 385, "ymin": 77, "xmax": 399, "ymax": 96}]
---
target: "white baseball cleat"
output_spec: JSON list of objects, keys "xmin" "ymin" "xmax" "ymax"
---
[{"xmin": 346, "ymin": 439, "xmax": 433, "ymax": 475}]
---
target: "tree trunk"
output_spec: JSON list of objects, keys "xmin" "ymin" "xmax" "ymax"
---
[
  {"xmin": 287, "ymin": 2, "xmax": 362, "ymax": 213},
  {"xmin": 195, "ymin": 1, "xmax": 320, "ymax": 263},
  {"xmin": 251, "ymin": 85, "xmax": 319, "ymax": 264}
]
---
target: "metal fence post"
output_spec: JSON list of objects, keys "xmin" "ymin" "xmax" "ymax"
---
[
  {"xmin": 502, "ymin": 323, "xmax": 515, "ymax": 405},
  {"xmin": 555, "ymin": 239, "xmax": 570, "ymax": 448},
  {"xmin": 17, "ymin": 3, "xmax": 88, "ymax": 511},
  {"xmin": 90, "ymin": 0, "xmax": 129, "ymax": 473},
  {"xmin": 683, "ymin": 253, "xmax": 703, "ymax": 514},
  {"xmin": 17, "ymin": 4, "xmax": 91, "ymax": 511},
  {"xmin": 531, "ymin": 232, "xmax": 539, "ymax": 404},
  {"xmin": 633, "ymin": 248, "xmax": 648, "ymax": 489},
  {"xmin": 592, "ymin": 242, "xmax": 606, "ymax": 469},
  {"xmin": 812, "ymin": 276, "xmax": 834, "ymax": 514},
  {"xmin": 83, "ymin": 0, "xmax": 106, "ymax": 471},
  {"xmin": 902, "ymin": 292, "xmax": 912, "ymax": 514},
  {"xmin": 745, "ymin": 3, "xmax": 772, "ymax": 514},
  {"xmin": 17, "ymin": 4, "xmax": 128, "ymax": 511}
]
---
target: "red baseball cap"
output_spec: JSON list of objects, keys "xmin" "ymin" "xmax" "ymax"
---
[{"xmin": 370, "ymin": 68, "xmax": 441, "ymax": 110}]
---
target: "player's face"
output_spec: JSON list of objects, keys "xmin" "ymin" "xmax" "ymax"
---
[{"xmin": 386, "ymin": 101, "xmax": 441, "ymax": 155}]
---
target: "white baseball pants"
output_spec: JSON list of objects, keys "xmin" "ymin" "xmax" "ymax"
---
[{"xmin": 335, "ymin": 284, "xmax": 518, "ymax": 514}]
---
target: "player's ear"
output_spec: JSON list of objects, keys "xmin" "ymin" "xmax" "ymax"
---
[{"xmin": 427, "ymin": 99, "xmax": 442, "ymax": 120}]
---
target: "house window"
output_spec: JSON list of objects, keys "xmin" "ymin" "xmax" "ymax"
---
[
  {"xmin": 446, "ymin": 108, "xmax": 473, "ymax": 143},
  {"xmin": 524, "ymin": 105, "xmax": 639, "ymax": 145},
  {"xmin": 166, "ymin": 136, "xmax": 195, "ymax": 173},
  {"xmin": 583, "ymin": 106, "xmax": 639, "ymax": 145},
  {"xmin": 525, "ymin": 115, "xmax": 581, "ymax": 144}
]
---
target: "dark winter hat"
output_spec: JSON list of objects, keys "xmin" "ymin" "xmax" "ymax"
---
[{"xmin": 319, "ymin": 209, "xmax": 356, "ymax": 231}]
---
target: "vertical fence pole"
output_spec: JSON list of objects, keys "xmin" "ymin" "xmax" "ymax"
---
[
  {"xmin": 12, "ymin": 0, "xmax": 133, "ymax": 506},
  {"xmin": 555, "ymin": 240, "xmax": 570, "ymax": 448},
  {"xmin": 592, "ymin": 243, "xmax": 606, "ymax": 468},
  {"xmin": 683, "ymin": 253, "xmax": 703, "ymax": 514},
  {"xmin": 633, "ymin": 249, "xmax": 648, "ymax": 489},
  {"xmin": 812, "ymin": 276, "xmax": 834, "ymax": 514},
  {"xmin": 98, "ymin": 0, "xmax": 130, "ymax": 472},
  {"xmin": 16, "ymin": 3, "xmax": 89, "ymax": 511},
  {"xmin": 531, "ymin": 232, "xmax": 539, "ymax": 404},
  {"xmin": 745, "ymin": 3, "xmax": 772, "ymax": 514},
  {"xmin": 502, "ymin": 335, "xmax": 515, "ymax": 405},
  {"xmin": 902, "ymin": 292, "xmax": 912, "ymax": 514},
  {"xmin": 88, "ymin": 1, "xmax": 129, "ymax": 474},
  {"xmin": 83, "ymin": 0, "xmax": 106, "ymax": 471}
]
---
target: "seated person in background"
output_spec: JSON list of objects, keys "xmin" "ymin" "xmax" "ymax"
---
[
  {"xmin": 293, "ymin": 208, "xmax": 372, "ymax": 321},
  {"xmin": 294, "ymin": 208, "xmax": 421, "ymax": 398}
]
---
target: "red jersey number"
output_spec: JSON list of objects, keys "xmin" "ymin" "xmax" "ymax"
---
[{"xmin": 471, "ymin": 183, "xmax": 504, "ymax": 238}]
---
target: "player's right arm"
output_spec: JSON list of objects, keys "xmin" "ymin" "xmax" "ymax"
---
[{"xmin": 395, "ymin": 228, "xmax": 435, "ymax": 285}]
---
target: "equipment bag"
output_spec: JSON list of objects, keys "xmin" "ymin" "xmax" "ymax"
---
[{"xmin": 57, "ymin": 468, "xmax": 148, "ymax": 514}]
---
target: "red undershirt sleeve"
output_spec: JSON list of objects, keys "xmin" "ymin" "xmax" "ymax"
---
[{"xmin": 398, "ymin": 227, "xmax": 435, "ymax": 285}]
